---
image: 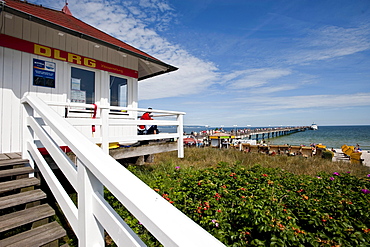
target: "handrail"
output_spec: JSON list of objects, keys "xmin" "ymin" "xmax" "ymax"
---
[
  {"xmin": 46, "ymin": 101, "xmax": 186, "ymax": 115},
  {"xmin": 45, "ymin": 100, "xmax": 184, "ymax": 157},
  {"xmin": 22, "ymin": 94, "xmax": 224, "ymax": 246}
]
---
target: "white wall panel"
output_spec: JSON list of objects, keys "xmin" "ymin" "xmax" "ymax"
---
[
  {"xmin": 19, "ymin": 52, "xmax": 32, "ymax": 153},
  {"xmin": 55, "ymin": 30, "xmax": 67, "ymax": 50},
  {"xmin": 29, "ymin": 22, "xmax": 38, "ymax": 43},
  {"xmin": 45, "ymin": 26, "xmax": 54, "ymax": 47},
  {"xmin": 78, "ymin": 37, "xmax": 88, "ymax": 57},
  {"xmin": 69, "ymin": 35, "xmax": 79, "ymax": 54},
  {"xmin": 0, "ymin": 12, "xmax": 4, "ymax": 33},
  {"xmin": 1, "ymin": 48, "xmax": 15, "ymax": 153},
  {"xmin": 22, "ymin": 18, "xmax": 31, "ymax": 41},
  {"xmin": 13, "ymin": 15, "xmax": 23, "ymax": 39},
  {"xmin": 37, "ymin": 24, "xmax": 47, "ymax": 46},
  {"xmin": 101, "ymin": 46, "xmax": 108, "ymax": 63},
  {"xmin": 3, "ymin": 13, "xmax": 15, "ymax": 37},
  {"xmin": 93, "ymin": 42, "xmax": 103, "ymax": 60},
  {"xmin": 10, "ymin": 49, "xmax": 22, "ymax": 152},
  {"xmin": 0, "ymin": 47, "xmax": 4, "ymax": 152}
]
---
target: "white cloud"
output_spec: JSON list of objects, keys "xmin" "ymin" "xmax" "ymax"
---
[
  {"xmin": 249, "ymin": 84, "xmax": 298, "ymax": 94},
  {"xmin": 289, "ymin": 24, "xmax": 370, "ymax": 64},
  {"xmin": 235, "ymin": 93, "xmax": 370, "ymax": 110},
  {"xmin": 139, "ymin": 56, "xmax": 219, "ymax": 99},
  {"xmin": 222, "ymin": 68, "xmax": 292, "ymax": 89}
]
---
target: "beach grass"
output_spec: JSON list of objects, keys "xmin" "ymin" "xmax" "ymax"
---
[
  {"xmin": 62, "ymin": 147, "xmax": 370, "ymax": 246},
  {"xmin": 149, "ymin": 147, "xmax": 370, "ymax": 178},
  {"xmin": 111, "ymin": 147, "xmax": 370, "ymax": 246}
]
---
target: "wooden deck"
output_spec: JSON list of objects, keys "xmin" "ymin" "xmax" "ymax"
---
[{"xmin": 0, "ymin": 152, "xmax": 23, "ymax": 161}]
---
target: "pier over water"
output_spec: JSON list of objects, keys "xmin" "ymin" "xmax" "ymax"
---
[
  {"xmin": 232, "ymin": 126, "xmax": 311, "ymax": 141},
  {"xmin": 191, "ymin": 126, "xmax": 312, "ymax": 143}
]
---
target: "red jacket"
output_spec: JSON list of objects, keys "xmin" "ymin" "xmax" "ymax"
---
[{"xmin": 138, "ymin": 112, "xmax": 152, "ymax": 130}]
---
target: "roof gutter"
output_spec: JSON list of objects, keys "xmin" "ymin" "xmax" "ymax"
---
[{"xmin": 3, "ymin": 4, "xmax": 178, "ymax": 80}]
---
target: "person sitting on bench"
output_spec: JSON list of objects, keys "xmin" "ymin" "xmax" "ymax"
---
[{"xmin": 138, "ymin": 108, "xmax": 159, "ymax": 134}]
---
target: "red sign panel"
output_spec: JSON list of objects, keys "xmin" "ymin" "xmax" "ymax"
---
[{"xmin": 0, "ymin": 34, "xmax": 138, "ymax": 78}]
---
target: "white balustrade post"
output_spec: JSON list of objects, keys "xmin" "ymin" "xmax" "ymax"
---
[
  {"xmin": 100, "ymin": 105, "xmax": 110, "ymax": 154},
  {"xmin": 77, "ymin": 159, "xmax": 104, "ymax": 246},
  {"xmin": 177, "ymin": 114, "xmax": 184, "ymax": 158},
  {"xmin": 22, "ymin": 98, "xmax": 35, "ymax": 177}
]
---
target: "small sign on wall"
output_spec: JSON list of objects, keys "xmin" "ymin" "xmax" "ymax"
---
[{"xmin": 33, "ymin": 58, "xmax": 56, "ymax": 88}]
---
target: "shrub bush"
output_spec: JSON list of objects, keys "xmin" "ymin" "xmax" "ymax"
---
[
  {"xmin": 322, "ymin": 150, "xmax": 334, "ymax": 160},
  {"xmin": 105, "ymin": 163, "xmax": 370, "ymax": 246}
]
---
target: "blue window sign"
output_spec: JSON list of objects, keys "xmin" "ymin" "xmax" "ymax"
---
[{"xmin": 33, "ymin": 58, "xmax": 56, "ymax": 88}]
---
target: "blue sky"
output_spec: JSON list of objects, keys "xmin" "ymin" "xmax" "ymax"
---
[{"xmin": 34, "ymin": 0, "xmax": 370, "ymax": 127}]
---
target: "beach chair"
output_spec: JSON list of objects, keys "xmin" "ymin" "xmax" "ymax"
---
[
  {"xmin": 341, "ymin": 145, "xmax": 354, "ymax": 157},
  {"xmin": 242, "ymin": 143, "xmax": 251, "ymax": 152},
  {"xmin": 350, "ymin": 152, "xmax": 362, "ymax": 164},
  {"xmin": 290, "ymin": 146, "xmax": 301, "ymax": 155},
  {"xmin": 249, "ymin": 145, "xmax": 259, "ymax": 153},
  {"xmin": 269, "ymin": 145, "xmax": 279, "ymax": 153},
  {"xmin": 301, "ymin": 147, "xmax": 313, "ymax": 157},
  {"xmin": 341, "ymin": 144, "xmax": 362, "ymax": 164}
]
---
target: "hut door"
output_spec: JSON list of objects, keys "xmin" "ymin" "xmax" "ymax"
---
[{"xmin": 70, "ymin": 67, "xmax": 95, "ymax": 104}]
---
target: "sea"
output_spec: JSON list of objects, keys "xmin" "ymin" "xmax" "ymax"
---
[{"xmin": 159, "ymin": 125, "xmax": 370, "ymax": 150}]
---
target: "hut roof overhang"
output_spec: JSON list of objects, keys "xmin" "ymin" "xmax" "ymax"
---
[{"xmin": 2, "ymin": 0, "xmax": 178, "ymax": 80}]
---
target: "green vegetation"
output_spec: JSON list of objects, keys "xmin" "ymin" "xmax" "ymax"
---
[
  {"xmin": 105, "ymin": 148, "xmax": 370, "ymax": 246},
  {"xmin": 321, "ymin": 150, "xmax": 334, "ymax": 161}
]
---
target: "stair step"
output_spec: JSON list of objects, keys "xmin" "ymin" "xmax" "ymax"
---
[
  {"xmin": 0, "ymin": 153, "xmax": 22, "ymax": 160},
  {"xmin": 0, "ymin": 177, "xmax": 40, "ymax": 193},
  {"xmin": 0, "ymin": 158, "xmax": 29, "ymax": 167},
  {"xmin": 0, "ymin": 204, "xmax": 55, "ymax": 233},
  {"xmin": 0, "ymin": 221, "xmax": 66, "ymax": 247},
  {"xmin": 0, "ymin": 189, "xmax": 46, "ymax": 210},
  {"xmin": 0, "ymin": 166, "xmax": 34, "ymax": 178}
]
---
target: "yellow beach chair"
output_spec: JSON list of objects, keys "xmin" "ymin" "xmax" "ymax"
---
[
  {"xmin": 342, "ymin": 145, "xmax": 354, "ymax": 157},
  {"xmin": 350, "ymin": 152, "xmax": 362, "ymax": 164}
]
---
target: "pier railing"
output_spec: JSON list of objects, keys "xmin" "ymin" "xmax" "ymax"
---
[{"xmin": 21, "ymin": 94, "xmax": 224, "ymax": 246}]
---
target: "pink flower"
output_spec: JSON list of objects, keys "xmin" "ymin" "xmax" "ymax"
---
[
  {"xmin": 211, "ymin": 219, "xmax": 219, "ymax": 227},
  {"xmin": 175, "ymin": 166, "xmax": 180, "ymax": 170},
  {"xmin": 367, "ymin": 174, "xmax": 370, "ymax": 177},
  {"xmin": 361, "ymin": 189, "xmax": 370, "ymax": 194},
  {"xmin": 333, "ymin": 172, "xmax": 340, "ymax": 176},
  {"xmin": 329, "ymin": 177, "xmax": 335, "ymax": 181}
]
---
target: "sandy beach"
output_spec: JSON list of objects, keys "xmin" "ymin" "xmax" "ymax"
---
[{"xmin": 333, "ymin": 149, "xmax": 370, "ymax": 168}]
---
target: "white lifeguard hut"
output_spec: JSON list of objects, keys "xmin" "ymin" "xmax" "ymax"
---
[
  {"xmin": 0, "ymin": 0, "xmax": 184, "ymax": 156},
  {"xmin": 0, "ymin": 1, "xmax": 225, "ymax": 246}
]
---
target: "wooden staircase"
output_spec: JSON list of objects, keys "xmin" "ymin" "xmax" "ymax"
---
[{"xmin": 0, "ymin": 153, "xmax": 67, "ymax": 247}]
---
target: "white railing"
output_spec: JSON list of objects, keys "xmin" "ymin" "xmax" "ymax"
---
[
  {"xmin": 45, "ymin": 100, "xmax": 184, "ymax": 158},
  {"xmin": 21, "ymin": 94, "xmax": 225, "ymax": 246}
]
